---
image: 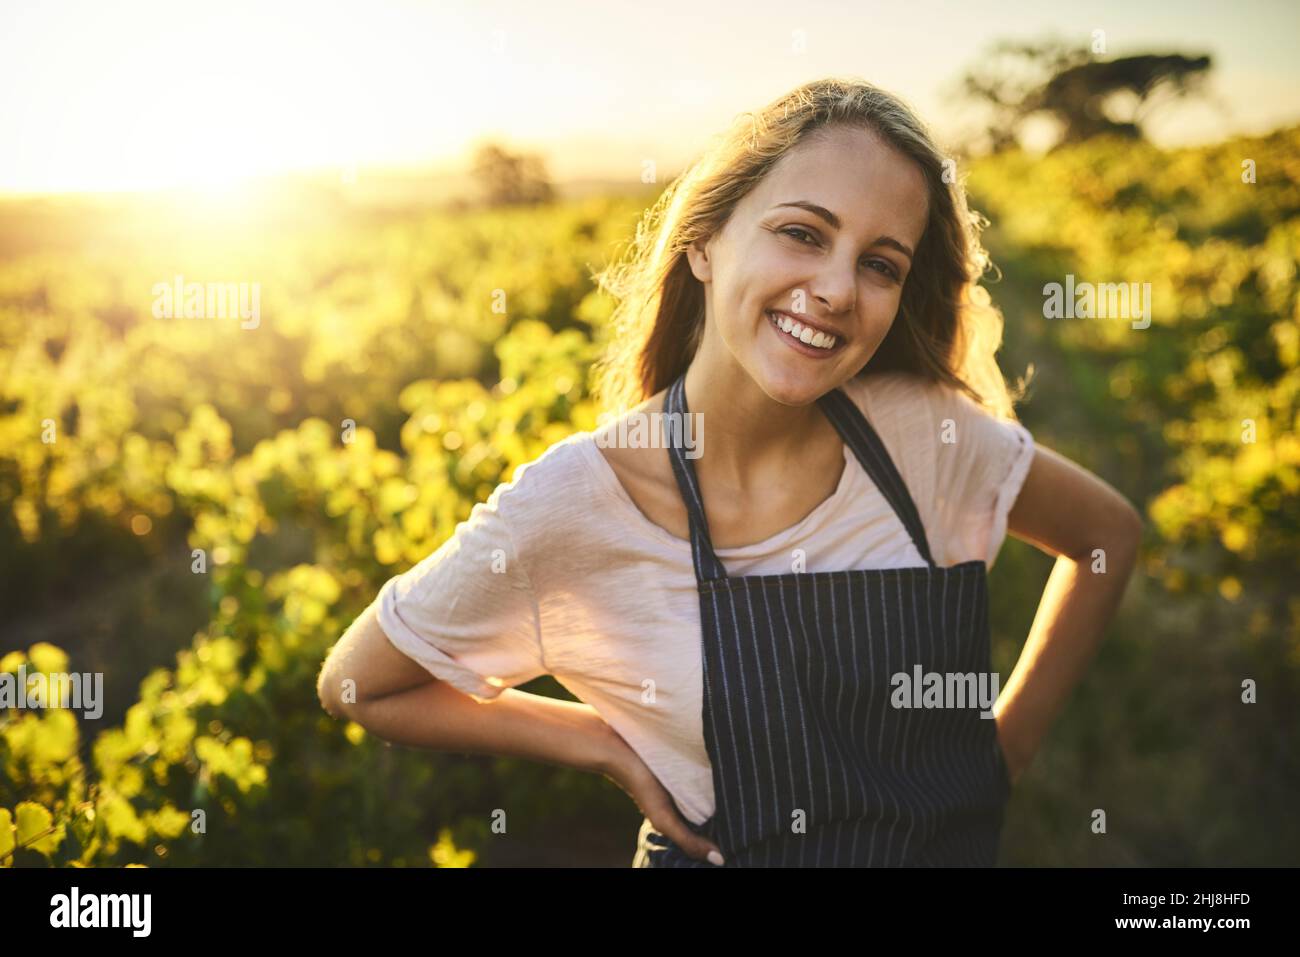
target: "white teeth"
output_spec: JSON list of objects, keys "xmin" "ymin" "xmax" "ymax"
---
[{"xmin": 769, "ymin": 311, "xmax": 838, "ymax": 350}]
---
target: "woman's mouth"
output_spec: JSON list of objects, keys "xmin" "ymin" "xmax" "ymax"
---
[{"xmin": 766, "ymin": 310, "xmax": 846, "ymax": 357}]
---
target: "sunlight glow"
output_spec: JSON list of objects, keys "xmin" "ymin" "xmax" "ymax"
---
[{"xmin": 0, "ymin": 0, "xmax": 489, "ymax": 194}]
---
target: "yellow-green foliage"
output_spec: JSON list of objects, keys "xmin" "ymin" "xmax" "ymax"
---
[
  {"xmin": 970, "ymin": 127, "xmax": 1299, "ymax": 609},
  {"xmin": 2, "ymin": 125, "xmax": 1297, "ymax": 864}
]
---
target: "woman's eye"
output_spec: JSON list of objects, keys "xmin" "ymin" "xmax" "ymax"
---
[{"xmin": 782, "ymin": 227, "xmax": 899, "ymax": 280}]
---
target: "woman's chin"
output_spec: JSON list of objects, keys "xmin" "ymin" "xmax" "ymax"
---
[{"xmin": 752, "ymin": 358, "xmax": 839, "ymax": 406}]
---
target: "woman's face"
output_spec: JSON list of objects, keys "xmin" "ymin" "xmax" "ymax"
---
[{"xmin": 687, "ymin": 125, "xmax": 931, "ymax": 406}]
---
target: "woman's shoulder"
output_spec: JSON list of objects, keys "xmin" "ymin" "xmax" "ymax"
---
[
  {"xmin": 839, "ymin": 367, "xmax": 964, "ymax": 406},
  {"xmin": 838, "ymin": 371, "xmax": 1034, "ymax": 567},
  {"xmin": 835, "ymin": 366, "xmax": 1032, "ymax": 487},
  {"xmin": 502, "ymin": 388, "xmax": 672, "ymax": 498},
  {"xmin": 837, "ymin": 368, "xmax": 958, "ymax": 428},
  {"xmin": 487, "ymin": 424, "xmax": 675, "ymax": 580},
  {"xmin": 838, "ymin": 368, "xmax": 1017, "ymax": 433},
  {"xmin": 495, "ymin": 430, "xmax": 607, "ymax": 513}
]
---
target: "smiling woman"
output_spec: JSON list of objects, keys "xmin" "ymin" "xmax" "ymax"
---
[
  {"xmin": 675, "ymin": 123, "xmax": 934, "ymax": 399},
  {"xmin": 321, "ymin": 75, "xmax": 1142, "ymax": 870},
  {"xmin": 591, "ymin": 79, "xmax": 1014, "ymax": 422}
]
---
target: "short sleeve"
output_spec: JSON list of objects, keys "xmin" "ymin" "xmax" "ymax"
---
[
  {"xmin": 928, "ymin": 384, "xmax": 1035, "ymax": 568},
  {"xmin": 374, "ymin": 482, "xmax": 546, "ymax": 703}
]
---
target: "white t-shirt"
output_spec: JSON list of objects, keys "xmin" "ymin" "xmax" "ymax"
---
[{"xmin": 374, "ymin": 370, "xmax": 1036, "ymax": 826}]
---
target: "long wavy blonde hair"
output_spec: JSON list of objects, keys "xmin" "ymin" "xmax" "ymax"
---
[{"xmin": 590, "ymin": 76, "xmax": 1029, "ymax": 420}]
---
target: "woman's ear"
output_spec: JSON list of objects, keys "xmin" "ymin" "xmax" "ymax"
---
[{"xmin": 685, "ymin": 235, "xmax": 714, "ymax": 283}]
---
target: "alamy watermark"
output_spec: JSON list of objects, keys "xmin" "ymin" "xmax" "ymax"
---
[
  {"xmin": 1043, "ymin": 274, "xmax": 1151, "ymax": 330},
  {"xmin": 890, "ymin": 667, "xmax": 1000, "ymax": 718},
  {"xmin": 0, "ymin": 666, "xmax": 103, "ymax": 719},
  {"xmin": 594, "ymin": 410, "xmax": 704, "ymax": 459},
  {"xmin": 151, "ymin": 274, "xmax": 260, "ymax": 329},
  {"xmin": 50, "ymin": 887, "xmax": 150, "ymax": 936}
]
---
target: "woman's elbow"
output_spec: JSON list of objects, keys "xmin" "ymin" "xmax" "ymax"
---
[
  {"xmin": 316, "ymin": 656, "xmax": 354, "ymax": 721},
  {"xmin": 1092, "ymin": 496, "xmax": 1144, "ymax": 565},
  {"xmin": 1054, "ymin": 494, "xmax": 1143, "ymax": 566},
  {"xmin": 1116, "ymin": 497, "xmax": 1145, "ymax": 544}
]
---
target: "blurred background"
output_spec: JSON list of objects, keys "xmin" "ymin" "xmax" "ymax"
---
[{"xmin": 1, "ymin": 0, "xmax": 1297, "ymax": 867}]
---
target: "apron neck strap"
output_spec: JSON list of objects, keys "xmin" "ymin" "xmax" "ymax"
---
[
  {"xmin": 664, "ymin": 374, "xmax": 730, "ymax": 582},
  {"xmin": 817, "ymin": 384, "xmax": 936, "ymax": 567},
  {"xmin": 664, "ymin": 371, "xmax": 936, "ymax": 584}
]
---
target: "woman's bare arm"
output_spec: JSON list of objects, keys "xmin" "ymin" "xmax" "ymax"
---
[
  {"xmin": 317, "ymin": 600, "xmax": 728, "ymax": 863},
  {"xmin": 317, "ymin": 602, "xmax": 622, "ymax": 771},
  {"xmin": 996, "ymin": 444, "xmax": 1144, "ymax": 782},
  {"xmin": 318, "ymin": 602, "xmax": 436, "ymax": 707}
]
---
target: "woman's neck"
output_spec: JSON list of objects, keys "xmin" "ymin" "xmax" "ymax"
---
[{"xmin": 680, "ymin": 357, "xmax": 839, "ymax": 495}]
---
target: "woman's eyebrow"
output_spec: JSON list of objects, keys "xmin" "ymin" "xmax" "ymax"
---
[{"xmin": 771, "ymin": 200, "xmax": 914, "ymax": 261}]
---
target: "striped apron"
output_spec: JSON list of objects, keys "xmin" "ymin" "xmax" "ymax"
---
[{"xmin": 632, "ymin": 371, "xmax": 1012, "ymax": 867}]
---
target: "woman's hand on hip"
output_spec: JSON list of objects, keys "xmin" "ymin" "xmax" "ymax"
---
[{"xmin": 599, "ymin": 731, "xmax": 726, "ymax": 866}]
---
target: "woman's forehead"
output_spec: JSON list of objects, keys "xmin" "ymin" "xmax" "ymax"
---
[{"xmin": 749, "ymin": 138, "xmax": 930, "ymax": 239}]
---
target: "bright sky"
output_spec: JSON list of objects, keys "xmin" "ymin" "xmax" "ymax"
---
[{"xmin": 1, "ymin": 0, "xmax": 1297, "ymax": 193}]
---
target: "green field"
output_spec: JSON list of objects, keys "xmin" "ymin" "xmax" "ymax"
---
[{"xmin": 2, "ymin": 127, "xmax": 1297, "ymax": 866}]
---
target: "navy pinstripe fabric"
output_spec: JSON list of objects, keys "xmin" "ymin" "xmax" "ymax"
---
[{"xmin": 633, "ymin": 373, "xmax": 1012, "ymax": 868}]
